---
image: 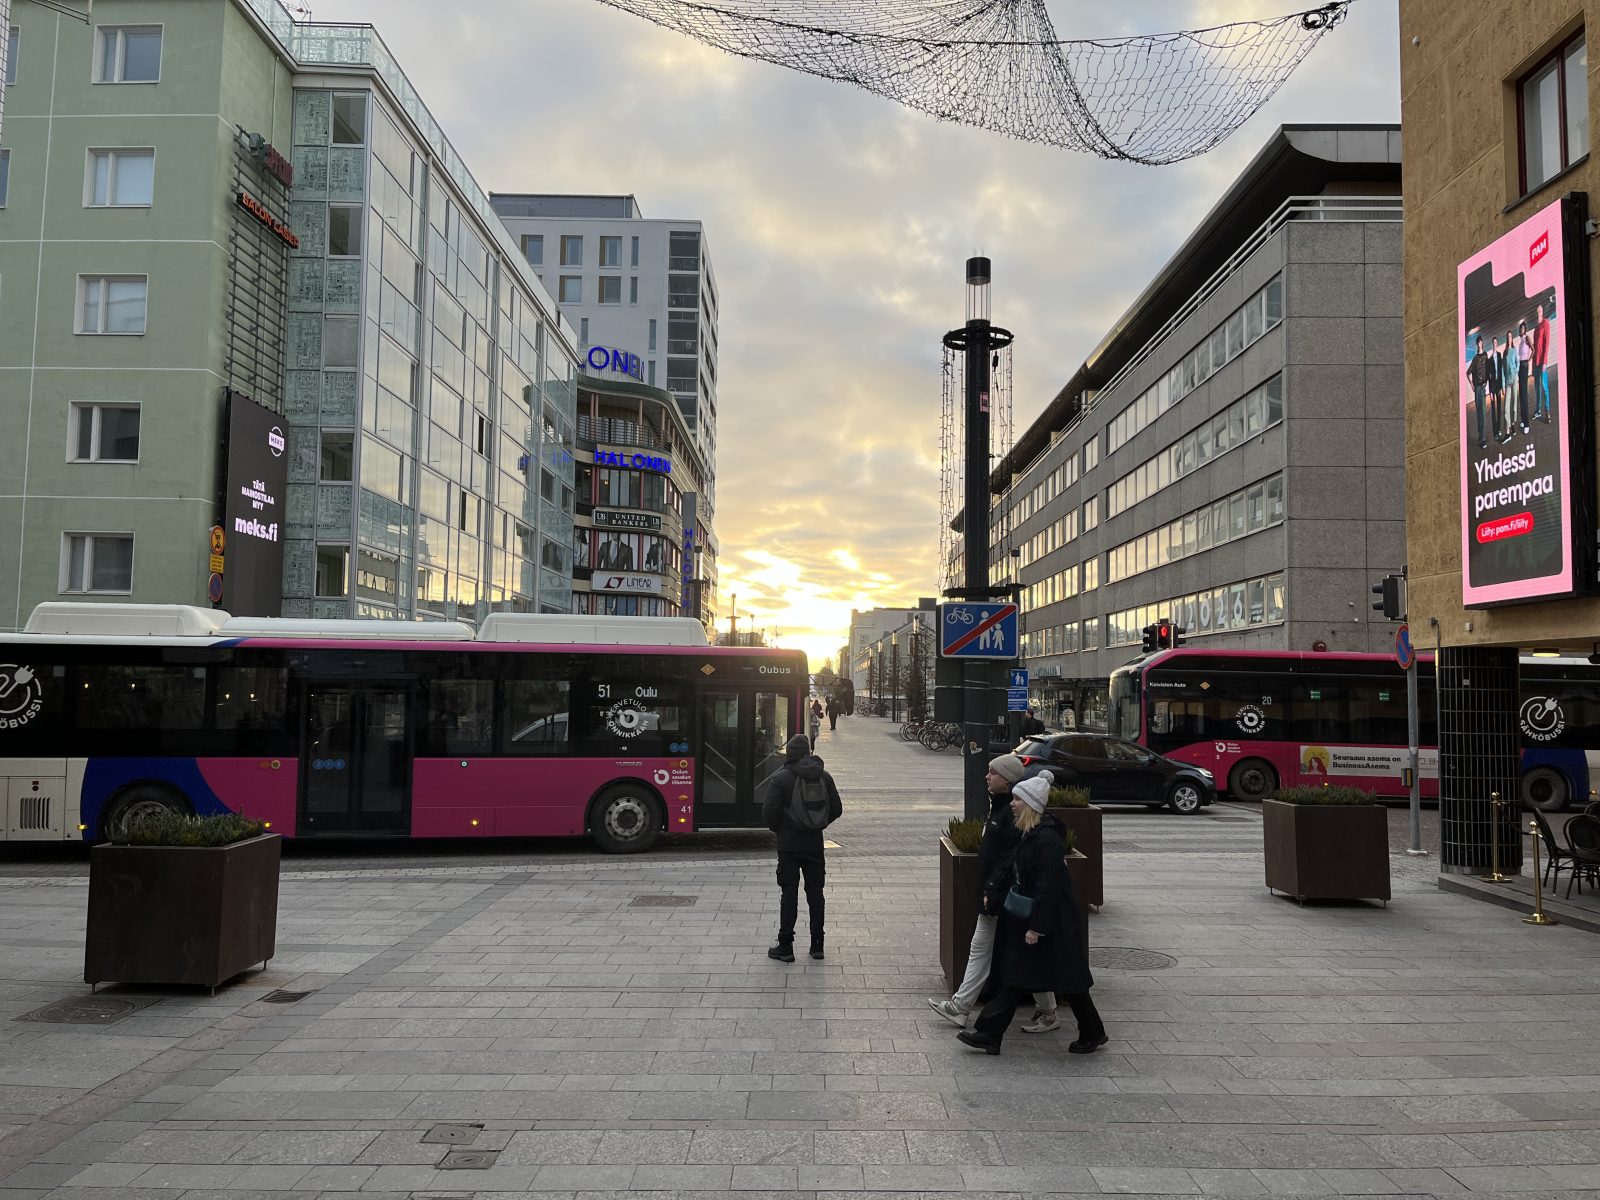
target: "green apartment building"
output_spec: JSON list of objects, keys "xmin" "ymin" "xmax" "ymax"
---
[{"xmin": 0, "ymin": 0, "xmax": 582, "ymax": 628}]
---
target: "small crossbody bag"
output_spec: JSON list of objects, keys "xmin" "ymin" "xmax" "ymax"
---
[{"xmin": 1002, "ymin": 836, "xmax": 1034, "ymax": 919}]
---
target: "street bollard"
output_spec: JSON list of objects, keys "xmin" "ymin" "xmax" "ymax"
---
[
  {"xmin": 1522, "ymin": 820, "xmax": 1558, "ymax": 926},
  {"xmin": 1488, "ymin": 791, "xmax": 1510, "ymax": 882}
]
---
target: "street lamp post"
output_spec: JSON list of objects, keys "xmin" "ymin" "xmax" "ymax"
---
[{"xmin": 891, "ymin": 632, "xmax": 900, "ymax": 723}]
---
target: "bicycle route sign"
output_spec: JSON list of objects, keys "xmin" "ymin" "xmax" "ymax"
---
[{"xmin": 939, "ymin": 602, "xmax": 1019, "ymax": 660}]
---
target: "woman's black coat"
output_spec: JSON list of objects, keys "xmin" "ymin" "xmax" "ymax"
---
[{"xmin": 991, "ymin": 811, "xmax": 1093, "ymax": 995}]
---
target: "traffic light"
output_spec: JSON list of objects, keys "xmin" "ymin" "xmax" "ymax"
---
[
  {"xmin": 1371, "ymin": 574, "xmax": 1404, "ymax": 621},
  {"xmin": 1141, "ymin": 623, "xmax": 1159, "ymax": 653},
  {"xmin": 1172, "ymin": 623, "xmax": 1187, "ymax": 647},
  {"xmin": 1156, "ymin": 618, "xmax": 1172, "ymax": 649}
]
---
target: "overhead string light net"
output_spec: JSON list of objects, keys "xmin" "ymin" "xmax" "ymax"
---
[{"xmin": 591, "ymin": 0, "xmax": 1351, "ymax": 165}]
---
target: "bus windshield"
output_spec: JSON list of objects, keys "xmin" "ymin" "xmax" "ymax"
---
[{"xmin": 1108, "ymin": 665, "xmax": 1141, "ymax": 741}]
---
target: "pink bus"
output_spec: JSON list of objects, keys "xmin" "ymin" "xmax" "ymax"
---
[
  {"xmin": 1109, "ymin": 646, "xmax": 1600, "ymax": 810},
  {"xmin": 0, "ymin": 604, "xmax": 806, "ymax": 851}
]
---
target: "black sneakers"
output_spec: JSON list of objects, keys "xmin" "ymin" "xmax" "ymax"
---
[
  {"xmin": 809, "ymin": 943, "xmax": 825, "ymax": 960},
  {"xmin": 767, "ymin": 943, "xmax": 795, "ymax": 963},
  {"xmin": 956, "ymin": 1029, "xmax": 1001, "ymax": 1055},
  {"xmin": 1069, "ymin": 1034, "xmax": 1109, "ymax": 1054}
]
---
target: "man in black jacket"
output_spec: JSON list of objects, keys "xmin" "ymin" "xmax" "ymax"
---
[{"xmin": 762, "ymin": 734, "xmax": 843, "ymax": 962}]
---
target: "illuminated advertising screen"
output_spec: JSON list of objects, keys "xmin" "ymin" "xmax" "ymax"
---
[
  {"xmin": 220, "ymin": 390, "xmax": 288, "ymax": 616},
  {"xmin": 1456, "ymin": 195, "xmax": 1593, "ymax": 606}
]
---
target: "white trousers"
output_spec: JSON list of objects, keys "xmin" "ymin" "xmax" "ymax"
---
[{"xmin": 950, "ymin": 913, "xmax": 1056, "ymax": 1014}]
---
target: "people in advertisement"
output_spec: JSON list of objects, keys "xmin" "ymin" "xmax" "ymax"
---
[
  {"xmin": 596, "ymin": 536, "xmax": 634, "ymax": 570},
  {"xmin": 1456, "ymin": 198, "xmax": 1576, "ymax": 604}
]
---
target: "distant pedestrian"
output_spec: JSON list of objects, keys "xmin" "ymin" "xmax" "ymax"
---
[
  {"xmin": 808, "ymin": 699, "xmax": 823, "ymax": 750},
  {"xmin": 763, "ymin": 735, "xmax": 842, "ymax": 962},
  {"xmin": 928, "ymin": 755, "xmax": 1060, "ymax": 1033},
  {"xmin": 826, "ymin": 693, "xmax": 842, "ymax": 731},
  {"xmin": 956, "ymin": 771, "xmax": 1106, "ymax": 1056}
]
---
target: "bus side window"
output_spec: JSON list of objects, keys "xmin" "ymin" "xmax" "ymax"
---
[
  {"xmin": 502, "ymin": 679, "xmax": 571, "ymax": 754},
  {"xmin": 1151, "ymin": 702, "xmax": 1171, "ymax": 734},
  {"xmin": 421, "ymin": 678, "xmax": 493, "ymax": 756}
]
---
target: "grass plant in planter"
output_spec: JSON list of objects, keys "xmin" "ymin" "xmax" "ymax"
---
[
  {"xmin": 1263, "ymin": 786, "xmax": 1391, "ymax": 905},
  {"xmin": 85, "ymin": 812, "xmax": 281, "ymax": 990},
  {"xmin": 1048, "ymin": 784, "xmax": 1102, "ymax": 909}
]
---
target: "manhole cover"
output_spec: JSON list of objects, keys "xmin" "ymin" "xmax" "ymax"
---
[
  {"xmin": 629, "ymin": 895, "xmax": 696, "ymax": 907},
  {"xmin": 438, "ymin": 1149, "xmax": 498, "ymax": 1169},
  {"xmin": 422, "ymin": 1122, "xmax": 482, "ymax": 1145},
  {"xmin": 17, "ymin": 996, "xmax": 159, "ymax": 1025},
  {"xmin": 261, "ymin": 989, "xmax": 317, "ymax": 1004},
  {"xmin": 1090, "ymin": 946, "xmax": 1178, "ymax": 970}
]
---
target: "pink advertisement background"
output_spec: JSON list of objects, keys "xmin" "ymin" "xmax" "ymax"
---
[{"xmin": 1455, "ymin": 198, "xmax": 1574, "ymax": 604}]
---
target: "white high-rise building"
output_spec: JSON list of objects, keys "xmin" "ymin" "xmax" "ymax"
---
[{"xmin": 489, "ymin": 194, "xmax": 719, "ymax": 515}]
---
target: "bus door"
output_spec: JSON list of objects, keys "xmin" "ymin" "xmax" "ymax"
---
[
  {"xmin": 299, "ymin": 683, "xmax": 412, "ymax": 836},
  {"xmin": 696, "ymin": 689, "xmax": 793, "ymax": 828}
]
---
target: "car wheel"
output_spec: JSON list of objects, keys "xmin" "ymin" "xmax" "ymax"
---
[
  {"xmin": 101, "ymin": 785, "xmax": 189, "ymax": 840},
  {"xmin": 1228, "ymin": 758, "xmax": 1278, "ymax": 802},
  {"xmin": 1168, "ymin": 781, "xmax": 1204, "ymax": 815},
  {"xmin": 589, "ymin": 785, "xmax": 662, "ymax": 853},
  {"xmin": 1520, "ymin": 766, "xmax": 1569, "ymax": 813}
]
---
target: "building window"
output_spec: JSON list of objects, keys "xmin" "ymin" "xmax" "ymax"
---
[
  {"xmin": 520, "ymin": 233, "xmax": 543, "ymax": 265},
  {"xmin": 315, "ymin": 545, "xmax": 349, "ymax": 598},
  {"xmin": 630, "ymin": 235, "xmax": 640, "ymax": 267},
  {"xmin": 331, "ymin": 92, "xmax": 367, "ymax": 145},
  {"xmin": 5, "ymin": 25, "xmax": 18, "ymax": 86},
  {"xmin": 559, "ymin": 275, "xmax": 582, "ymax": 304},
  {"xmin": 648, "ymin": 318, "xmax": 657, "ymax": 352},
  {"xmin": 560, "ymin": 234, "xmax": 583, "ymax": 266},
  {"xmin": 61, "ymin": 534, "xmax": 133, "ymax": 594},
  {"xmin": 0, "ymin": 148, "xmax": 9, "ymax": 208},
  {"xmin": 1082, "ymin": 556, "xmax": 1099, "ymax": 591},
  {"xmin": 629, "ymin": 276, "xmax": 639, "ymax": 305},
  {"xmin": 598, "ymin": 276, "xmax": 622, "ymax": 305},
  {"xmin": 1082, "ymin": 495, "xmax": 1099, "ymax": 532},
  {"xmin": 85, "ymin": 148, "xmax": 155, "ymax": 207},
  {"xmin": 579, "ymin": 317, "xmax": 589, "ymax": 344},
  {"xmin": 320, "ymin": 430, "xmax": 354, "ymax": 481},
  {"xmin": 77, "ymin": 275, "xmax": 147, "ymax": 335},
  {"xmin": 94, "ymin": 26, "xmax": 161, "ymax": 83},
  {"xmin": 70, "ymin": 404, "xmax": 141, "ymax": 462},
  {"xmin": 1083, "ymin": 436, "xmax": 1099, "ymax": 474},
  {"xmin": 599, "ymin": 235, "xmax": 621, "ymax": 267},
  {"xmin": 1520, "ymin": 30, "xmax": 1589, "ymax": 193},
  {"xmin": 323, "ymin": 315, "xmax": 358, "ymax": 367},
  {"xmin": 327, "ymin": 204, "xmax": 362, "ymax": 256},
  {"xmin": 648, "ymin": 359, "xmax": 656, "ymax": 386}
]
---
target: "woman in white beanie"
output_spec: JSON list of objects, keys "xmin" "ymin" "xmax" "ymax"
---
[
  {"xmin": 956, "ymin": 769, "xmax": 1106, "ymax": 1056},
  {"xmin": 927, "ymin": 754, "xmax": 1059, "ymax": 1031}
]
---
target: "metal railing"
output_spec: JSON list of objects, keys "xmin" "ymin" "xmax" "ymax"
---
[
  {"xmin": 669, "ymin": 256, "xmax": 701, "ymax": 272},
  {"xmin": 997, "ymin": 194, "xmax": 1402, "ymax": 500},
  {"xmin": 577, "ymin": 416, "xmax": 671, "ymax": 451}
]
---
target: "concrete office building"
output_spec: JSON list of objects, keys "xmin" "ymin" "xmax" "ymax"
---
[
  {"xmin": 0, "ymin": 0, "xmax": 579, "ymax": 628},
  {"xmin": 847, "ymin": 605, "xmax": 931, "ymax": 699},
  {"xmin": 1399, "ymin": 5, "xmax": 1600, "ymax": 869},
  {"xmin": 979, "ymin": 126, "xmax": 1405, "ymax": 729},
  {"xmin": 488, "ymin": 195, "xmax": 720, "ymax": 513}
]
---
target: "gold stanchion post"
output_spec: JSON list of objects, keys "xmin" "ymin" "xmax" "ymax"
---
[
  {"xmin": 1523, "ymin": 820, "xmax": 1558, "ymax": 926},
  {"xmin": 1488, "ymin": 791, "xmax": 1510, "ymax": 882}
]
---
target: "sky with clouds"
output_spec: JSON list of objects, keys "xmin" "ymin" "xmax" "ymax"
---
[{"xmin": 315, "ymin": 0, "xmax": 1402, "ymax": 669}]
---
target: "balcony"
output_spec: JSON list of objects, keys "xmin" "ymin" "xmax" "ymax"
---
[
  {"xmin": 577, "ymin": 415, "xmax": 671, "ymax": 451},
  {"xmin": 666, "ymin": 294, "xmax": 698, "ymax": 310},
  {"xmin": 669, "ymin": 256, "xmax": 701, "ymax": 272},
  {"xmin": 667, "ymin": 339, "xmax": 698, "ymax": 356}
]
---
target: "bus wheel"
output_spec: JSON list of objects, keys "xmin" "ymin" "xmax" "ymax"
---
[
  {"xmin": 1167, "ymin": 781, "xmax": 1204, "ymax": 814},
  {"xmin": 590, "ymin": 785, "xmax": 662, "ymax": 853},
  {"xmin": 102, "ymin": 785, "xmax": 189, "ymax": 840},
  {"xmin": 1228, "ymin": 759, "xmax": 1277, "ymax": 802},
  {"xmin": 1520, "ymin": 767, "xmax": 1569, "ymax": 812}
]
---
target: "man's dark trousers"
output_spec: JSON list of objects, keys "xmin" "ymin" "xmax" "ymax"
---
[{"xmin": 776, "ymin": 850, "xmax": 825, "ymax": 948}]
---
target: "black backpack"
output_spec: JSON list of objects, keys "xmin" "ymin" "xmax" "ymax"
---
[{"xmin": 787, "ymin": 772, "xmax": 832, "ymax": 831}]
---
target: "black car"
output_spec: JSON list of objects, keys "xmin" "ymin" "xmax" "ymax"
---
[{"xmin": 1015, "ymin": 732, "xmax": 1215, "ymax": 814}]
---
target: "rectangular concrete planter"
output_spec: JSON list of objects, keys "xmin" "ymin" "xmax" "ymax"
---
[
  {"xmin": 1054, "ymin": 805, "xmax": 1103, "ymax": 908},
  {"xmin": 940, "ymin": 839, "xmax": 1090, "ymax": 988},
  {"xmin": 1263, "ymin": 800, "xmax": 1390, "ymax": 904},
  {"xmin": 85, "ymin": 834, "xmax": 281, "ymax": 989}
]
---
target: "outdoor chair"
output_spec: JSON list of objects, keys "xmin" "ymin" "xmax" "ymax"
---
[
  {"xmin": 1527, "ymin": 804, "xmax": 1578, "ymax": 892},
  {"xmin": 1564, "ymin": 815, "xmax": 1600, "ymax": 899}
]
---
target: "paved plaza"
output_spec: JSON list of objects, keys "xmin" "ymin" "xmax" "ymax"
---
[{"xmin": 1, "ymin": 719, "xmax": 1599, "ymax": 1200}]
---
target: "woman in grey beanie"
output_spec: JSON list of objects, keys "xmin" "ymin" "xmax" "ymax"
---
[{"xmin": 927, "ymin": 754, "xmax": 1060, "ymax": 1031}]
